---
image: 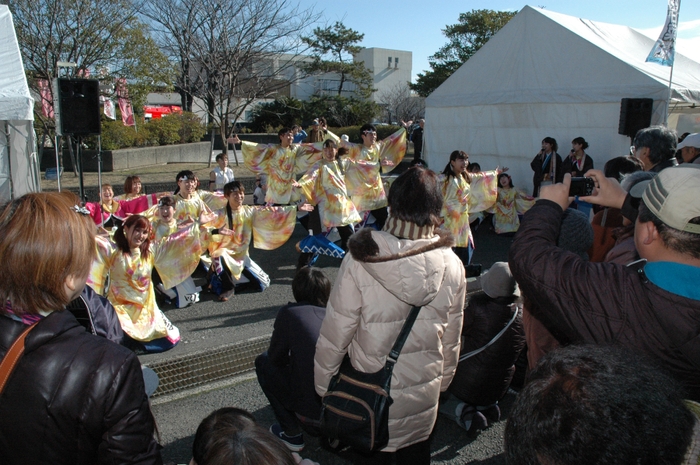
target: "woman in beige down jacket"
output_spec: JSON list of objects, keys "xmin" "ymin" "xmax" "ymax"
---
[{"xmin": 314, "ymin": 166, "xmax": 466, "ymax": 464}]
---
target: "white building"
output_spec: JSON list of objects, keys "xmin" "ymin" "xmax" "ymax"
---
[{"xmin": 354, "ymin": 48, "xmax": 413, "ymax": 103}]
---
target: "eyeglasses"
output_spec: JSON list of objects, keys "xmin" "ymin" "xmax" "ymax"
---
[{"xmin": 362, "ymin": 130, "xmax": 376, "ymax": 135}]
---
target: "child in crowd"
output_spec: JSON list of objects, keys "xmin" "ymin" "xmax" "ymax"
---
[
  {"xmin": 89, "ymin": 214, "xmax": 203, "ymax": 353},
  {"xmin": 209, "ymin": 153, "xmax": 235, "ymax": 192},
  {"xmin": 440, "ymin": 150, "xmax": 502, "ymax": 267},
  {"xmin": 439, "ymin": 262, "xmax": 525, "ymax": 434},
  {"xmin": 206, "ymin": 181, "xmax": 311, "ymax": 301},
  {"xmin": 492, "ymin": 173, "xmax": 535, "ymax": 235},
  {"xmin": 114, "ymin": 175, "xmax": 144, "ymax": 200}
]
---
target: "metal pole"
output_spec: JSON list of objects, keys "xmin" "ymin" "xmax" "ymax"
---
[
  {"xmin": 4, "ymin": 121, "xmax": 14, "ymax": 199},
  {"xmin": 97, "ymin": 134, "xmax": 104, "ymax": 228},
  {"xmin": 664, "ymin": 64, "xmax": 675, "ymax": 126},
  {"xmin": 54, "ymin": 134, "xmax": 61, "ymax": 192}
]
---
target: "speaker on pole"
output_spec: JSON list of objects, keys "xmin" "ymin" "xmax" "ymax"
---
[
  {"xmin": 54, "ymin": 78, "xmax": 101, "ymax": 136},
  {"xmin": 618, "ymin": 98, "xmax": 653, "ymax": 139}
]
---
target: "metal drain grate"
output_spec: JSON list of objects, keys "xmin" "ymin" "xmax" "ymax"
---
[{"xmin": 145, "ymin": 336, "xmax": 270, "ymax": 398}]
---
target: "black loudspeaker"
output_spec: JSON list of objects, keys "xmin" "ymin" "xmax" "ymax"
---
[
  {"xmin": 618, "ymin": 98, "xmax": 653, "ymax": 138},
  {"xmin": 55, "ymin": 78, "xmax": 101, "ymax": 136}
]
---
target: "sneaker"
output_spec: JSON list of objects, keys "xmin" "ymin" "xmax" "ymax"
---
[
  {"xmin": 458, "ymin": 405, "xmax": 488, "ymax": 435},
  {"xmin": 477, "ymin": 403, "xmax": 501, "ymax": 424},
  {"xmin": 270, "ymin": 423, "xmax": 304, "ymax": 451}
]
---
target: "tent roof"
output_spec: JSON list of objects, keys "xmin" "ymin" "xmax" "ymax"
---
[
  {"xmin": 0, "ymin": 5, "xmax": 33, "ymax": 121},
  {"xmin": 426, "ymin": 5, "xmax": 700, "ymax": 108}
]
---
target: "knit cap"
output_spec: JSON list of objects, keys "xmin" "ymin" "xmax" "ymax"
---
[{"xmin": 558, "ymin": 208, "xmax": 594, "ymax": 260}]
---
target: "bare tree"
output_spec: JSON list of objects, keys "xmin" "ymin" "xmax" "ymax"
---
[
  {"xmin": 143, "ymin": 0, "xmax": 321, "ymax": 148},
  {"xmin": 377, "ymin": 82, "xmax": 425, "ymax": 124},
  {"xmin": 11, "ymin": 0, "xmax": 172, "ymax": 124}
]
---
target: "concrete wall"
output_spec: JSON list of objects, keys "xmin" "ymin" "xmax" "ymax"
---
[{"xmin": 41, "ymin": 142, "xmax": 211, "ymax": 172}]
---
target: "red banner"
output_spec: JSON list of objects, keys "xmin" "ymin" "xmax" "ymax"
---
[{"xmin": 37, "ymin": 79, "xmax": 54, "ymax": 118}]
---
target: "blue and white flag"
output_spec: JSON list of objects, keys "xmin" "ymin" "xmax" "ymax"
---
[{"xmin": 646, "ymin": 0, "xmax": 681, "ymax": 67}]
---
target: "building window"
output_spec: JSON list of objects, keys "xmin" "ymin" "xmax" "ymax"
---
[
  {"xmin": 395, "ymin": 57, "xmax": 399, "ymax": 69},
  {"xmin": 388, "ymin": 57, "xmax": 392, "ymax": 68}
]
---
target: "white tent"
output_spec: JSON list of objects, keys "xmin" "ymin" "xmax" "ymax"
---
[
  {"xmin": 424, "ymin": 5, "xmax": 700, "ymax": 192},
  {"xmin": 0, "ymin": 4, "xmax": 39, "ymax": 203}
]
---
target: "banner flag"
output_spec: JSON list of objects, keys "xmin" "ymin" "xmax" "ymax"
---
[
  {"xmin": 102, "ymin": 97, "xmax": 116, "ymax": 120},
  {"xmin": 116, "ymin": 78, "xmax": 135, "ymax": 127},
  {"xmin": 37, "ymin": 79, "xmax": 54, "ymax": 118},
  {"xmin": 646, "ymin": 0, "xmax": 681, "ymax": 67}
]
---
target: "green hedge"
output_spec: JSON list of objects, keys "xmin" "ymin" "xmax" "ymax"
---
[{"xmin": 98, "ymin": 111, "xmax": 206, "ymax": 150}]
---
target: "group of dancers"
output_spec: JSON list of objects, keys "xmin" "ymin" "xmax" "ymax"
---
[{"xmin": 81, "ymin": 123, "xmax": 534, "ymax": 354}]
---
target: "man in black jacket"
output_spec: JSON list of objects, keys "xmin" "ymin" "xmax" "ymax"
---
[
  {"xmin": 509, "ymin": 166, "xmax": 700, "ymax": 400},
  {"xmin": 255, "ymin": 267, "xmax": 331, "ymax": 451}
]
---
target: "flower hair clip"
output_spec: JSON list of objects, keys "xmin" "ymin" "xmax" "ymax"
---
[{"xmin": 72, "ymin": 205, "xmax": 90, "ymax": 215}]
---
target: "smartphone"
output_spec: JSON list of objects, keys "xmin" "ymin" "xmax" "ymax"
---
[{"xmin": 569, "ymin": 177, "xmax": 595, "ymax": 196}]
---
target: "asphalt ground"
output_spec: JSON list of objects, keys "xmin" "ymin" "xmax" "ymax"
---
[{"xmin": 146, "ymin": 201, "xmax": 515, "ymax": 465}]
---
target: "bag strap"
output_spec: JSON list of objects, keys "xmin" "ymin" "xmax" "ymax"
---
[
  {"xmin": 459, "ymin": 303, "xmax": 520, "ymax": 362},
  {"xmin": 0, "ymin": 322, "xmax": 37, "ymax": 395},
  {"xmin": 386, "ymin": 305, "xmax": 421, "ymax": 365}
]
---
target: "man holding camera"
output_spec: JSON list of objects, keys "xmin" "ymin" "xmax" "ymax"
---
[{"xmin": 509, "ymin": 166, "xmax": 700, "ymax": 401}]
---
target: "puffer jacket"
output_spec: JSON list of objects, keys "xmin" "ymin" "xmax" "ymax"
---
[
  {"xmin": 448, "ymin": 293, "xmax": 525, "ymax": 406},
  {"xmin": 314, "ymin": 227, "xmax": 466, "ymax": 451},
  {"xmin": 0, "ymin": 310, "xmax": 162, "ymax": 465}
]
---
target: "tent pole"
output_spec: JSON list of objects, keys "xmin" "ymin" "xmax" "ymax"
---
[
  {"xmin": 664, "ymin": 64, "xmax": 675, "ymax": 126},
  {"xmin": 4, "ymin": 121, "xmax": 14, "ymax": 199}
]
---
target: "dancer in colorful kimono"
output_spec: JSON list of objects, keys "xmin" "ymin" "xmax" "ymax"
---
[
  {"xmin": 88, "ymin": 214, "xmax": 203, "ymax": 353},
  {"xmin": 440, "ymin": 150, "xmax": 502, "ymax": 267},
  {"xmin": 338, "ymin": 123, "xmax": 406, "ymax": 230},
  {"xmin": 492, "ymin": 173, "xmax": 535, "ymax": 235},
  {"xmin": 207, "ymin": 181, "xmax": 310, "ymax": 301},
  {"xmin": 172, "ymin": 170, "xmax": 224, "ymax": 223},
  {"xmin": 151, "ymin": 195, "xmax": 202, "ymax": 308},
  {"xmin": 230, "ymin": 128, "xmax": 325, "ymax": 205},
  {"xmin": 85, "ymin": 183, "xmax": 161, "ymax": 228},
  {"xmin": 114, "ymin": 175, "xmax": 144, "ymax": 200},
  {"xmin": 293, "ymin": 140, "xmax": 361, "ymax": 267}
]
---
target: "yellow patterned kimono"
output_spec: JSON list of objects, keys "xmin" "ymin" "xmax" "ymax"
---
[
  {"xmin": 340, "ymin": 128, "xmax": 406, "ymax": 212},
  {"xmin": 207, "ymin": 205, "xmax": 297, "ymax": 280},
  {"xmin": 88, "ymin": 224, "xmax": 202, "ymax": 342},
  {"xmin": 173, "ymin": 191, "xmax": 225, "ymax": 222},
  {"xmin": 440, "ymin": 171, "xmax": 498, "ymax": 248},
  {"xmin": 492, "ymin": 187, "xmax": 535, "ymax": 235},
  {"xmin": 297, "ymin": 159, "xmax": 361, "ymax": 230},
  {"xmin": 241, "ymin": 142, "xmax": 323, "ymax": 205}
]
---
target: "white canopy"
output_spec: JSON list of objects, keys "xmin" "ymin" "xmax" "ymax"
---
[
  {"xmin": 0, "ymin": 4, "xmax": 39, "ymax": 202},
  {"xmin": 424, "ymin": 5, "xmax": 700, "ymax": 192}
]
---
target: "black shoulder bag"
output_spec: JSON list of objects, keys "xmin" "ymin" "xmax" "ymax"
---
[{"xmin": 320, "ymin": 305, "xmax": 421, "ymax": 453}]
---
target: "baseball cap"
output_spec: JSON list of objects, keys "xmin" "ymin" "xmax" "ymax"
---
[
  {"xmin": 630, "ymin": 165, "xmax": 700, "ymax": 234},
  {"xmin": 481, "ymin": 262, "xmax": 520, "ymax": 298},
  {"xmin": 677, "ymin": 133, "xmax": 700, "ymax": 150}
]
